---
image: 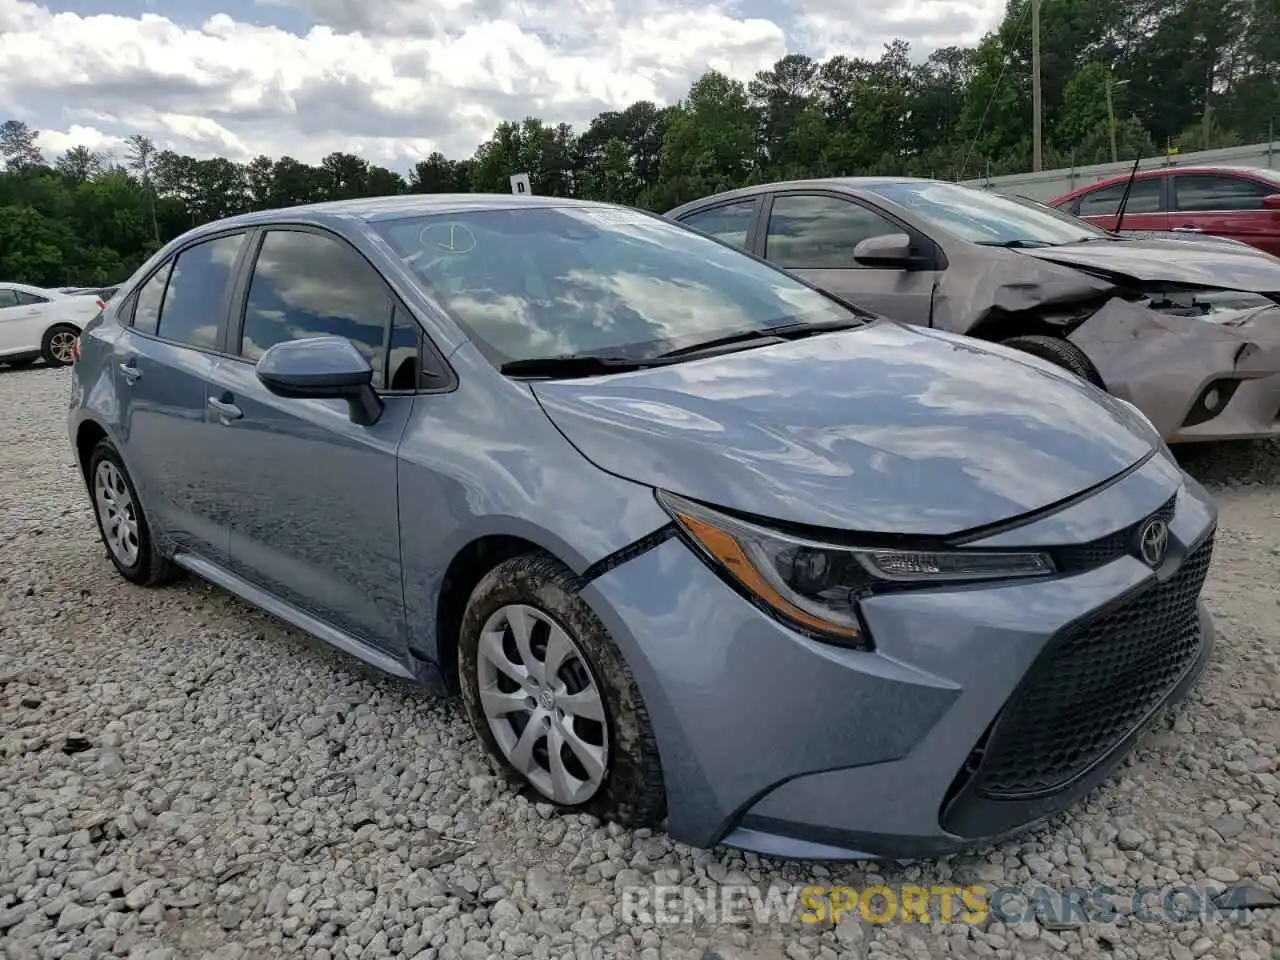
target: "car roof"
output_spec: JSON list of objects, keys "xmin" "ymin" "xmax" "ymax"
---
[
  {"xmin": 1054, "ymin": 165, "xmax": 1280, "ymax": 201},
  {"xmin": 1, "ymin": 281, "xmax": 63, "ymax": 297},
  {"xmin": 191, "ymin": 193, "xmax": 630, "ymax": 234},
  {"xmin": 664, "ymin": 177, "xmax": 954, "ymax": 216}
]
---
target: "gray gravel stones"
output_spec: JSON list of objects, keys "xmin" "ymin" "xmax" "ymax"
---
[{"xmin": 2, "ymin": 366, "xmax": 1279, "ymax": 959}]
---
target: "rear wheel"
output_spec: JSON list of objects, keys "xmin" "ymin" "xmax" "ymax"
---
[
  {"xmin": 41, "ymin": 324, "xmax": 80, "ymax": 367},
  {"xmin": 1001, "ymin": 334, "xmax": 1103, "ymax": 388},
  {"xmin": 87, "ymin": 440, "xmax": 178, "ymax": 586},
  {"xmin": 457, "ymin": 554, "xmax": 665, "ymax": 827}
]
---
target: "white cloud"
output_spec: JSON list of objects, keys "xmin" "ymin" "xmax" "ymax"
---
[{"xmin": 0, "ymin": 0, "xmax": 1002, "ymax": 170}]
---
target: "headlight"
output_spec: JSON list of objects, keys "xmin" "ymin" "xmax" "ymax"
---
[{"xmin": 657, "ymin": 491, "xmax": 1055, "ymax": 648}]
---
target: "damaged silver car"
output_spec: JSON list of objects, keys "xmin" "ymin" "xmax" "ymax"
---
[{"xmin": 666, "ymin": 178, "xmax": 1280, "ymax": 444}]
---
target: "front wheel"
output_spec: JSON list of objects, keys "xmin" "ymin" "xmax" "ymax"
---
[
  {"xmin": 457, "ymin": 554, "xmax": 666, "ymax": 826},
  {"xmin": 1001, "ymin": 334, "xmax": 1104, "ymax": 388},
  {"xmin": 41, "ymin": 324, "xmax": 80, "ymax": 367},
  {"xmin": 86, "ymin": 440, "xmax": 178, "ymax": 586}
]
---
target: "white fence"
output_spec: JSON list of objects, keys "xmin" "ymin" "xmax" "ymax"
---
[{"xmin": 959, "ymin": 141, "xmax": 1280, "ymax": 201}]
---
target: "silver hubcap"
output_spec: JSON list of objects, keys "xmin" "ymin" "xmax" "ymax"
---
[
  {"xmin": 476, "ymin": 604, "xmax": 608, "ymax": 805},
  {"xmin": 50, "ymin": 332, "xmax": 76, "ymax": 363},
  {"xmin": 94, "ymin": 461, "xmax": 140, "ymax": 567}
]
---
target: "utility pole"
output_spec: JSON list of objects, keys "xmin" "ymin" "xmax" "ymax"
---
[
  {"xmin": 1031, "ymin": 0, "xmax": 1042, "ymax": 171},
  {"xmin": 1105, "ymin": 73, "xmax": 1117, "ymax": 163}
]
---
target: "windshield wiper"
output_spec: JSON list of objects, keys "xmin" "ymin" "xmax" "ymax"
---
[
  {"xmin": 502, "ymin": 318, "xmax": 868, "ymax": 378},
  {"xmin": 500, "ymin": 354, "xmax": 652, "ymax": 378},
  {"xmin": 654, "ymin": 318, "xmax": 866, "ymax": 360},
  {"xmin": 974, "ymin": 239, "xmax": 1054, "ymax": 249}
]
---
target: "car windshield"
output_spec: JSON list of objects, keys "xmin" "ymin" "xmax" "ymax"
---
[
  {"xmin": 371, "ymin": 206, "xmax": 857, "ymax": 366},
  {"xmin": 864, "ymin": 180, "xmax": 1108, "ymax": 246}
]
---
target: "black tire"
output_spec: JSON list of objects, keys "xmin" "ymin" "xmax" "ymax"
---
[
  {"xmin": 41, "ymin": 323, "xmax": 80, "ymax": 367},
  {"xmin": 86, "ymin": 439, "xmax": 179, "ymax": 587},
  {"xmin": 458, "ymin": 554, "xmax": 666, "ymax": 827},
  {"xmin": 1001, "ymin": 334, "xmax": 1104, "ymax": 388}
]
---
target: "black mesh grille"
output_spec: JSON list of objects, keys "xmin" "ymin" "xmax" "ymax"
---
[
  {"xmin": 1053, "ymin": 494, "xmax": 1178, "ymax": 572},
  {"xmin": 971, "ymin": 534, "xmax": 1213, "ymax": 800}
]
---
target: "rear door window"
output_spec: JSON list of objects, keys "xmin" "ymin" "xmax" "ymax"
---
[
  {"xmin": 130, "ymin": 263, "xmax": 173, "ymax": 336},
  {"xmin": 678, "ymin": 200, "xmax": 758, "ymax": 249},
  {"xmin": 154, "ymin": 233, "xmax": 248, "ymax": 350},
  {"xmin": 1173, "ymin": 174, "xmax": 1272, "ymax": 212}
]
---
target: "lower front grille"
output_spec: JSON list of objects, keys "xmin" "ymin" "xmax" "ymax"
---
[{"xmin": 969, "ymin": 534, "xmax": 1214, "ymax": 800}]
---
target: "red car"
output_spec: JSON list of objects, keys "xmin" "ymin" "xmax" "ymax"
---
[{"xmin": 1049, "ymin": 165, "xmax": 1280, "ymax": 257}]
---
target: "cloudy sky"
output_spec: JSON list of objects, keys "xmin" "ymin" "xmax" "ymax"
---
[{"xmin": 0, "ymin": 0, "xmax": 1003, "ymax": 170}]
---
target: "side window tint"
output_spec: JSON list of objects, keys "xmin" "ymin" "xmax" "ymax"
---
[
  {"xmin": 239, "ymin": 230, "xmax": 392, "ymax": 389},
  {"xmin": 1077, "ymin": 178, "xmax": 1164, "ymax": 216},
  {"xmin": 765, "ymin": 195, "xmax": 902, "ymax": 268},
  {"xmin": 132, "ymin": 263, "xmax": 173, "ymax": 336},
  {"xmin": 387, "ymin": 306, "xmax": 421, "ymax": 390},
  {"xmin": 14, "ymin": 291, "xmax": 48, "ymax": 305},
  {"xmin": 0, "ymin": 289, "xmax": 18, "ymax": 308},
  {"xmin": 1174, "ymin": 175, "xmax": 1269, "ymax": 212},
  {"xmin": 680, "ymin": 200, "xmax": 756, "ymax": 249},
  {"xmin": 156, "ymin": 233, "xmax": 247, "ymax": 349}
]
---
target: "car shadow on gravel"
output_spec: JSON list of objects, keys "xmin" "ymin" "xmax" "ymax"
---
[
  {"xmin": 0, "ymin": 361, "xmax": 56, "ymax": 374},
  {"xmin": 1174, "ymin": 438, "xmax": 1280, "ymax": 489}
]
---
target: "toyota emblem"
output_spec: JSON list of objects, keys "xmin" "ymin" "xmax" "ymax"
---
[{"xmin": 1138, "ymin": 517, "xmax": 1170, "ymax": 567}]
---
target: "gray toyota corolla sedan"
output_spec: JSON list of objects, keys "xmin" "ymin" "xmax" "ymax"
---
[{"xmin": 67, "ymin": 194, "xmax": 1218, "ymax": 860}]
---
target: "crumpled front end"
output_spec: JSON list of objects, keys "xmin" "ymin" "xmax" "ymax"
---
[
  {"xmin": 1067, "ymin": 297, "xmax": 1280, "ymax": 443},
  {"xmin": 928, "ymin": 242, "xmax": 1280, "ymax": 444}
]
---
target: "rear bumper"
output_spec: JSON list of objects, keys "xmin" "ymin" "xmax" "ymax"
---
[{"xmin": 581, "ymin": 452, "xmax": 1218, "ymax": 860}]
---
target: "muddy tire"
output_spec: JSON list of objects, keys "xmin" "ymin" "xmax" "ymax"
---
[
  {"xmin": 458, "ymin": 553, "xmax": 666, "ymax": 827},
  {"xmin": 1001, "ymin": 334, "xmax": 1104, "ymax": 388},
  {"xmin": 87, "ymin": 439, "xmax": 179, "ymax": 587}
]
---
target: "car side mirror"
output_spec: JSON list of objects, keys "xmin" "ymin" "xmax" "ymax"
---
[
  {"xmin": 1262, "ymin": 193, "xmax": 1280, "ymax": 211},
  {"xmin": 255, "ymin": 336, "xmax": 383, "ymax": 426},
  {"xmin": 853, "ymin": 232, "xmax": 924, "ymax": 269}
]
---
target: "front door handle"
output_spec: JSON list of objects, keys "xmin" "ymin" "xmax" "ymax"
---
[
  {"xmin": 118, "ymin": 363, "xmax": 142, "ymax": 384},
  {"xmin": 207, "ymin": 397, "xmax": 243, "ymax": 421}
]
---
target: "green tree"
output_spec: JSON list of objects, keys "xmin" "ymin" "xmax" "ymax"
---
[
  {"xmin": 4, "ymin": 16, "xmax": 1280, "ymax": 286},
  {"xmin": 1, "ymin": 120, "xmax": 43, "ymax": 170}
]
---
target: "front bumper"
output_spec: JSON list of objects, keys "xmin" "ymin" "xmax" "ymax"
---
[
  {"xmin": 582, "ymin": 451, "xmax": 1218, "ymax": 860},
  {"xmin": 1068, "ymin": 298, "xmax": 1280, "ymax": 443}
]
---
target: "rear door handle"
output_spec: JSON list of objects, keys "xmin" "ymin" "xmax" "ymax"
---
[
  {"xmin": 118, "ymin": 363, "xmax": 142, "ymax": 384},
  {"xmin": 207, "ymin": 397, "xmax": 243, "ymax": 421},
  {"xmin": 1172, "ymin": 226, "xmax": 1203, "ymax": 233}
]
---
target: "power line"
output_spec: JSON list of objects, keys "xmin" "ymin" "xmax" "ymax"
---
[{"xmin": 957, "ymin": 0, "xmax": 1034, "ymax": 181}]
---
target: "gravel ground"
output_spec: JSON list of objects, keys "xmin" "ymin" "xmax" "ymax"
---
[{"xmin": 1, "ymin": 364, "xmax": 1278, "ymax": 960}]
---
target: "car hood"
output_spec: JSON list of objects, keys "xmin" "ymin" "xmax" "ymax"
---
[
  {"xmin": 1019, "ymin": 237, "xmax": 1280, "ymax": 295},
  {"xmin": 530, "ymin": 322, "xmax": 1155, "ymax": 536}
]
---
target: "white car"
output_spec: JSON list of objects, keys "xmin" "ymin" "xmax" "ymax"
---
[{"xmin": 0, "ymin": 282, "xmax": 105, "ymax": 368}]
